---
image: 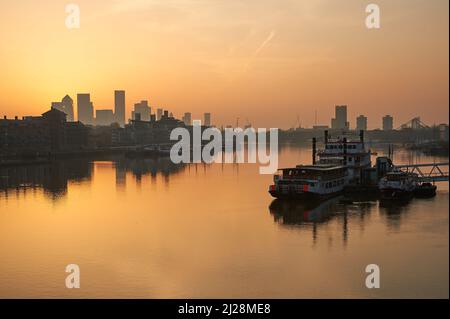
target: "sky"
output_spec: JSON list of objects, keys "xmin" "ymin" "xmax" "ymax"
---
[{"xmin": 0, "ymin": 0, "xmax": 448, "ymax": 129}]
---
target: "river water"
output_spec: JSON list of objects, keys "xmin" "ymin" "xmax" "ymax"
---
[{"xmin": 0, "ymin": 146, "xmax": 448, "ymax": 298}]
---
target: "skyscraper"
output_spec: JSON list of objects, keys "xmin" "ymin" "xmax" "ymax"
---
[
  {"xmin": 62, "ymin": 95, "xmax": 74, "ymax": 122},
  {"xmin": 382, "ymin": 115, "xmax": 393, "ymax": 131},
  {"xmin": 183, "ymin": 112, "xmax": 192, "ymax": 126},
  {"xmin": 77, "ymin": 93, "xmax": 94, "ymax": 125},
  {"xmin": 50, "ymin": 95, "xmax": 74, "ymax": 122},
  {"xmin": 356, "ymin": 115, "xmax": 367, "ymax": 131},
  {"xmin": 131, "ymin": 100, "xmax": 151, "ymax": 121},
  {"xmin": 331, "ymin": 105, "xmax": 349, "ymax": 130},
  {"xmin": 156, "ymin": 108, "xmax": 163, "ymax": 121},
  {"xmin": 95, "ymin": 109, "xmax": 115, "ymax": 126},
  {"xmin": 114, "ymin": 90, "xmax": 125, "ymax": 127},
  {"xmin": 204, "ymin": 113, "xmax": 211, "ymax": 126}
]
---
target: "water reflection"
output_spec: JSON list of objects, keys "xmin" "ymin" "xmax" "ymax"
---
[
  {"xmin": 378, "ymin": 198, "xmax": 414, "ymax": 230},
  {"xmin": 269, "ymin": 196, "xmax": 377, "ymax": 245},
  {"xmin": 0, "ymin": 157, "xmax": 187, "ymax": 201},
  {"xmin": 0, "ymin": 160, "xmax": 92, "ymax": 200}
]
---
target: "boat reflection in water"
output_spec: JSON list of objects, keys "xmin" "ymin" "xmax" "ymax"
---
[{"xmin": 269, "ymin": 196, "xmax": 377, "ymax": 244}]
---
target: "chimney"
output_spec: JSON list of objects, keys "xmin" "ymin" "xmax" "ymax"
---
[{"xmin": 312, "ymin": 137, "xmax": 317, "ymax": 165}]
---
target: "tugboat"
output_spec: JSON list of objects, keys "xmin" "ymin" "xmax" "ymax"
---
[
  {"xmin": 378, "ymin": 171, "xmax": 418, "ymax": 200},
  {"xmin": 414, "ymin": 181, "xmax": 437, "ymax": 198},
  {"xmin": 269, "ymin": 130, "xmax": 372, "ymax": 199}
]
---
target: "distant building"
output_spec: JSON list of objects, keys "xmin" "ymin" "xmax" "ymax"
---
[
  {"xmin": 382, "ymin": 115, "xmax": 393, "ymax": 131},
  {"xmin": 312, "ymin": 125, "xmax": 329, "ymax": 131},
  {"xmin": 51, "ymin": 95, "xmax": 74, "ymax": 122},
  {"xmin": 156, "ymin": 108, "xmax": 163, "ymax": 121},
  {"xmin": 113, "ymin": 115, "xmax": 186, "ymax": 146},
  {"xmin": 77, "ymin": 93, "xmax": 94, "ymax": 125},
  {"xmin": 204, "ymin": 113, "xmax": 211, "ymax": 126},
  {"xmin": 96, "ymin": 109, "xmax": 115, "ymax": 126},
  {"xmin": 114, "ymin": 90, "xmax": 125, "ymax": 127},
  {"xmin": 66, "ymin": 121, "xmax": 88, "ymax": 149},
  {"xmin": 331, "ymin": 105, "xmax": 349, "ymax": 130},
  {"xmin": 42, "ymin": 109, "xmax": 67, "ymax": 151},
  {"xmin": 356, "ymin": 115, "xmax": 368, "ymax": 131},
  {"xmin": 182, "ymin": 112, "xmax": 192, "ymax": 126},
  {"xmin": 438, "ymin": 124, "xmax": 449, "ymax": 142},
  {"xmin": 0, "ymin": 109, "xmax": 88, "ymax": 153},
  {"xmin": 132, "ymin": 100, "xmax": 151, "ymax": 121}
]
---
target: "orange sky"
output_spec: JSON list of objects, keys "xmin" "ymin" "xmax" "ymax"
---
[{"xmin": 0, "ymin": 0, "xmax": 448, "ymax": 129}]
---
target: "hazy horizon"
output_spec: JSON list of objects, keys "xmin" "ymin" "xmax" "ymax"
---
[{"xmin": 0, "ymin": 0, "xmax": 448, "ymax": 129}]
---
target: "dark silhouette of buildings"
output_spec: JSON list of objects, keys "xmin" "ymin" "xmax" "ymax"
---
[
  {"xmin": 0, "ymin": 109, "xmax": 88, "ymax": 154},
  {"xmin": 112, "ymin": 111, "xmax": 185, "ymax": 145},
  {"xmin": 51, "ymin": 95, "xmax": 74, "ymax": 122}
]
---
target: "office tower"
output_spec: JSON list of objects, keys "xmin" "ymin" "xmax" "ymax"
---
[
  {"xmin": 50, "ymin": 95, "xmax": 74, "ymax": 122},
  {"xmin": 331, "ymin": 105, "xmax": 349, "ymax": 130},
  {"xmin": 132, "ymin": 100, "xmax": 151, "ymax": 121},
  {"xmin": 204, "ymin": 113, "xmax": 211, "ymax": 126},
  {"xmin": 382, "ymin": 115, "xmax": 393, "ymax": 131},
  {"xmin": 77, "ymin": 93, "xmax": 94, "ymax": 125},
  {"xmin": 95, "ymin": 109, "xmax": 115, "ymax": 126},
  {"xmin": 183, "ymin": 112, "xmax": 192, "ymax": 125},
  {"xmin": 163, "ymin": 110, "xmax": 169, "ymax": 118},
  {"xmin": 51, "ymin": 102, "xmax": 64, "ymax": 114},
  {"xmin": 62, "ymin": 95, "xmax": 74, "ymax": 122},
  {"xmin": 157, "ymin": 108, "xmax": 163, "ymax": 121},
  {"xmin": 356, "ymin": 115, "xmax": 368, "ymax": 131},
  {"xmin": 114, "ymin": 90, "xmax": 125, "ymax": 127}
]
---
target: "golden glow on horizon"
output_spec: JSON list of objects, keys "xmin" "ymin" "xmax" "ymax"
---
[{"xmin": 0, "ymin": 0, "xmax": 448, "ymax": 128}]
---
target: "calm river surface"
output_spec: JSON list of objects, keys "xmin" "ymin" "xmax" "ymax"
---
[{"xmin": 0, "ymin": 146, "xmax": 448, "ymax": 298}]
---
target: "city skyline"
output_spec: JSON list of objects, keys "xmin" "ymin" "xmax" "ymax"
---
[
  {"xmin": 0, "ymin": 0, "xmax": 448, "ymax": 129},
  {"xmin": 3, "ymin": 89, "xmax": 448, "ymax": 131}
]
